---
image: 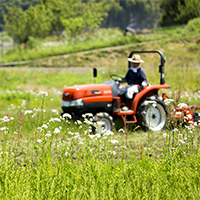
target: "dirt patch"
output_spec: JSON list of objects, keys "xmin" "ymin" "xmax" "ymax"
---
[{"xmin": 0, "ymin": 66, "xmax": 106, "ymax": 74}]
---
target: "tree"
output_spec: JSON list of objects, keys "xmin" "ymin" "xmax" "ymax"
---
[
  {"xmin": 0, "ymin": 0, "xmax": 40, "ymax": 31},
  {"xmin": 3, "ymin": 0, "xmax": 109, "ymax": 43},
  {"xmin": 60, "ymin": 0, "xmax": 108, "ymax": 37},
  {"xmin": 4, "ymin": 4, "xmax": 52, "ymax": 43},
  {"xmin": 101, "ymin": 0, "xmax": 160, "ymax": 29},
  {"xmin": 160, "ymin": 0, "xmax": 200, "ymax": 26},
  {"xmin": 176, "ymin": 0, "xmax": 200, "ymax": 23}
]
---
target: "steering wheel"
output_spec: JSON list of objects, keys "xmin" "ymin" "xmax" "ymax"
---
[{"xmin": 110, "ymin": 74, "xmax": 124, "ymax": 82}]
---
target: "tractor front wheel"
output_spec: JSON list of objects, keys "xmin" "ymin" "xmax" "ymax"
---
[
  {"xmin": 93, "ymin": 112, "xmax": 114, "ymax": 133},
  {"xmin": 137, "ymin": 99, "xmax": 167, "ymax": 131}
]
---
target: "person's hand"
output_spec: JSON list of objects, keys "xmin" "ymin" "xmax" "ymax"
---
[{"xmin": 121, "ymin": 78, "xmax": 127, "ymax": 83}]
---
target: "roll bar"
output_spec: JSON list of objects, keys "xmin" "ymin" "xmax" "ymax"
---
[{"xmin": 128, "ymin": 50, "xmax": 165, "ymax": 85}]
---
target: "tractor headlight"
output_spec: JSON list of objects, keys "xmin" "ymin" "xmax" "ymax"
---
[{"xmin": 62, "ymin": 99, "xmax": 84, "ymax": 107}]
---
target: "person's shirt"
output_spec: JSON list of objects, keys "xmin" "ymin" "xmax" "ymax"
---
[{"xmin": 124, "ymin": 66, "xmax": 147, "ymax": 85}]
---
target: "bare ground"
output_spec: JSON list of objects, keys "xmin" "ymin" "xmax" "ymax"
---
[{"xmin": 0, "ymin": 66, "xmax": 106, "ymax": 74}]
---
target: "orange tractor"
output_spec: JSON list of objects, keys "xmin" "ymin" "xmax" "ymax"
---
[{"xmin": 61, "ymin": 50, "xmax": 200, "ymax": 131}]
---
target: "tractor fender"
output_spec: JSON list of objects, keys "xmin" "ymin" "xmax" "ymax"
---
[{"xmin": 131, "ymin": 84, "xmax": 171, "ymax": 114}]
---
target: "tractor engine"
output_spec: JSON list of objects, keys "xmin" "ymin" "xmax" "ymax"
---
[{"xmin": 61, "ymin": 83, "xmax": 116, "ymax": 119}]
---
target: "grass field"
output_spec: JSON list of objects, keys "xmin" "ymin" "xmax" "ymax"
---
[{"xmin": 0, "ymin": 26, "xmax": 200, "ymax": 199}]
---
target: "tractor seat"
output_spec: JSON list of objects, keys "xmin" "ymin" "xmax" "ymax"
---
[{"xmin": 118, "ymin": 86, "xmax": 127, "ymax": 96}]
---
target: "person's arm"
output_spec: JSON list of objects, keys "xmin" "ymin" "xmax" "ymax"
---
[
  {"xmin": 123, "ymin": 70, "xmax": 129, "ymax": 83},
  {"xmin": 140, "ymin": 69, "xmax": 147, "ymax": 84}
]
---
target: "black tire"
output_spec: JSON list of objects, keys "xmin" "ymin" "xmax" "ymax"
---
[
  {"xmin": 137, "ymin": 99, "xmax": 167, "ymax": 131},
  {"xmin": 93, "ymin": 112, "xmax": 114, "ymax": 133}
]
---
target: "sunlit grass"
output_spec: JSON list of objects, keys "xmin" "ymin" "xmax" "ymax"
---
[
  {"xmin": 0, "ymin": 26, "xmax": 200, "ymax": 198},
  {"xmin": 1, "ymin": 92, "xmax": 200, "ymax": 199},
  {"xmin": 0, "ymin": 27, "xmax": 183, "ymax": 63}
]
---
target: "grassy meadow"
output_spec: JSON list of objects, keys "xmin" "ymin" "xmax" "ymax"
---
[{"xmin": 0, "ymin": 26, "xmax": 200, "ymax": 199}]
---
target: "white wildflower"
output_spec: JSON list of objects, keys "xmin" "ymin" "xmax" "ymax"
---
[
  {"xmin": 65, "ymin": 152, "xmax": 68, "ymax": 156},
  {"xmin": 95, "ymin": 133, "xmax": 101, "ymax": 138},
  {"xmin": 33, "ymin": 108, "xmax": 41, "ymax": 112},
  {"xmin": 108, "ymin": 150, "xmax": 116, "ymax": 155},
  {"xmin": 32, "ymin": 113, "xmax": 36, "ymax": 118},
  {"xmin": 88, "ymin": 128, "xmax": 93, "ymax": 133},
  {"xmin": 144, "ymin": 100, "xmax": 156, "ymax": 105},
  {"xmin": 103, "ymin": 130, "xmax": 114, "ymax": 136},
  {"xmin": 37, "ymin": 91, "xmax": 48, "ymax": 96},
  {"xmin": 53, "ymin": 128, "xmax": 60, "ymax": 134},
  {"xmin": 164, "ymin": 98, "xmax": 174, "ymax": 105},
  {"xmin": 2, "ymin": 116, "xmax": 10, "ymax": 123},
  {"xmin": 49, "ymin": 118, "xmax": 61, "ymax": 122},
  {"xmin": 173, "ymin": 128, "xmax": 179, "ymax": 133},
  {"xmin": 111, "ymin": 139, "xmax": 119, "ymax": 144},
  {"xmin": 177, "ymin": 103, "xmax": 187, "ymax": 108},
  {"xmin": 179, "ymin": 140, "xmax": 185, "ymax": 144},
  {"xmin": 89, "ymin": 135, "xmax": 96, "ymax": 139},
  {"xmin": 68, "ymin": 131, "xmax": 74, "ymax": 135},
  {"xmin": 73, "ymin": 135, "xmax": 80, "ymax": 139},
  {"xmin": 163, "ymin": 132, "xmax": 168, "ymax": 137},
  {"xmin": 84, "ymin": 119, "xmax": 93, "ymax": 125},
  {"xmin": 62, "ymin": 113, "xmax": 72, "ymax": 119},
  {"xmin": 45, "ymin": 132, "xmax": 51, "ymax": 137},
  {"xmin": 22, "ymin": 100, "xmax": 26, "ymax": 106},
  {"xmin": 0, "ymin": 127, "xmax": 7, "ymax": 131},
  {"xmin": 96, "ymin": 121, "xmax": 104, "ymax": 126},
  {"xmin": 118, "ymin": 128, "xmax": 125, "ymax": 133},
  {"xmin": 51, "ymin": 109, "xmax": 59, "ymax": 115},
  {"xmin": 42, "ymin": 124, "xmax": 48, "ymax": 129},
  {"xmin": 37, "ymin": 139, "xmax": 42, "ymax": 143},
  {"xmin": 85, "ymin": 113, "xmax": 93, "ymax": 117},
  {"xmin": 76, "ymin": 120, "xmax": 82, "ymax": 125},
  {"xmin": 152, "ymin": 103, "xmax": 157, "ymax": 107}
]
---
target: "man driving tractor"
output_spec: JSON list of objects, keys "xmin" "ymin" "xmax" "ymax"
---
[{"xmin": 122, "ymin": 54, "xmax": 147, "ymax": 111}]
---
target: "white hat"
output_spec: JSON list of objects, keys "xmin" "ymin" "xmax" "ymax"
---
[{"xmin": 127, "ymin": 54, "xmax": 144, "ymax": 63}]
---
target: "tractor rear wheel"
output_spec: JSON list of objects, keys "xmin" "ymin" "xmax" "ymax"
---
[
  {"xmin": 137, "ymin": 99, "xmax": 167, "ymax": 131},
  {"xmin": 93, "ymin": 112, "xmax": 114, "ymax": 133}
]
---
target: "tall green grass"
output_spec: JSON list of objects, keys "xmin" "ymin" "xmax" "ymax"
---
[
  {"xmin": 0, "ymin": 28, "xmax": 169, "ymax": 63},
  {"xmin": 0, "ymin": 26, "xmax": 200, "ymax": 198},
  {"xmin": 1, "ymin": 92, "xmax": 200, "ymax": 199}
]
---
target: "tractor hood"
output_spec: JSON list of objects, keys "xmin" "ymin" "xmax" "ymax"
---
[{"xmin": 62, "ymin": 84, "xmax": 114, "ymax": 103}]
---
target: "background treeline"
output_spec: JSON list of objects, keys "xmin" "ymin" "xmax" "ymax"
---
[
  {"xmin": 0, "ymin": 0, "xmax": 199, "ymax": 44},
  {"xmin": 0, "ymin": 0, "xmax": 40, "ymax": 30}
]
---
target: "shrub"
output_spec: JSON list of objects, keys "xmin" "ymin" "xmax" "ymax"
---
[{"xmin": 185, "ymin": 17, "xmax": 200, "ymax": 32}]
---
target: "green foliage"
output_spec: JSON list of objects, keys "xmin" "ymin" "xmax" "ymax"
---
[
  {"xmin": 0, "ymin": 0, "xmax": 40, "ymax": 31},
  {"xmin": 176, "ymin": 0, "xmax": 200, "ymax": 23},
  {"xmin": 105, "ymin": 0, "xmax": 160, "ymax": 28},
  {"xmin": 1, "ymin": 89, "xmax": 200, "ymax": 198},
  {"xmin": 185, "ymin": 18, "xmax": 200, "ymax": 33},
  {"xmin": 0, "ymin": 28, "xmax": 145, "ymax": 62},
  {"xmin": 3, "ymin": 0, "xmax": 109, "ymax": 43},
  {"xmin": 61, "ymin": 0, "xmax": 108, "ymax": 37},
  {"xmin": 4, "ymin": 4, "xmax": 52, "ymax": 43},
  {"xmin": 160, "ymin": 0, "xmax": 200, "ymax": 26},
  {"xmin": 27, "ymin": 36, "xmax": 40, "ymax": 49}
]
